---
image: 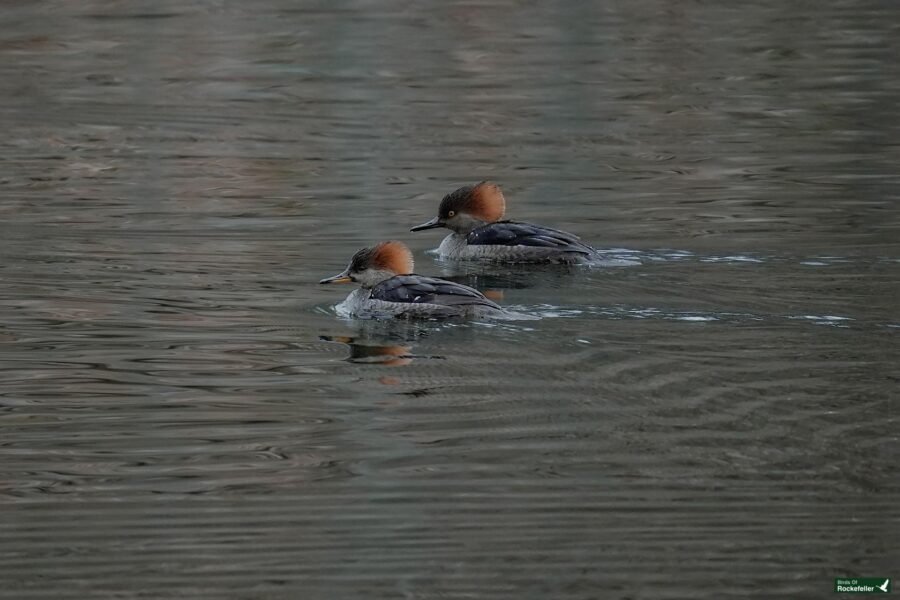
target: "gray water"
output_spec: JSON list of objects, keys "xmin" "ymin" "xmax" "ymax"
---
[{"xmin": 1, "ymin": 1, "xmax": 898, "ymax": 598}]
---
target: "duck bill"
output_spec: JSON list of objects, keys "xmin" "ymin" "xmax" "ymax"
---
[
  {"xmin": 410, "ymin": 216, "xmax": 444, "ymax": 232},
  {"xmin": 319, "ymin": 271, "xmax": 353, "ymax": 284}
]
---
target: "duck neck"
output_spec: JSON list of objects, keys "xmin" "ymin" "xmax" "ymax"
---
[
  {"xmin": 446, "ymin": 213, "xmax": 488, "ymax": 235},
  {"xmin": 355, "ymin": 269, "xmax": 397, "ymax": 289}
]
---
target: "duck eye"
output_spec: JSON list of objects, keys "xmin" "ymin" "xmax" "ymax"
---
[{"xmin": 447, "ymin": 210, "xmax": 456, "ymax": 218}]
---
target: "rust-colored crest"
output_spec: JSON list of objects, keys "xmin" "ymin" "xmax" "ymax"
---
[
  {"xmin": 469, "ymin": 182, "xmax": 506, "ymax": 222},
  {"xmin": 372, "ymin": 241, "xmax": 414, "ymax": 275}
]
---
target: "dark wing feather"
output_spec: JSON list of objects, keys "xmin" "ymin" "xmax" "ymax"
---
[
  {"xmin": 371, "ymin": 276, "xmax": 500, "ymax": 309},
  {"xmin": 466, "ymin": 221, "xmax": 595, "ymax": 254}
]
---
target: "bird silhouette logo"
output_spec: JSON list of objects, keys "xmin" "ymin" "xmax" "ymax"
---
[{"xmin": 877, "ymin": 579, "xmax": 890, "ymax": 592}]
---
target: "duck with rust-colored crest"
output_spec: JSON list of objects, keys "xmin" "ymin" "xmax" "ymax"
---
[
  {"xmin": 319, "ymin": 241, "xmax": 514, "ymax": 319},
  {"xmin": 411, "ymin": 182, "xmax": 602, "ymax": 264}
]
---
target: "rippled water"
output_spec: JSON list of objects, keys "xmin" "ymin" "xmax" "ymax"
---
[{"xmin": 2, "ymin": 1, "xmax": 898, "ymax": 598}]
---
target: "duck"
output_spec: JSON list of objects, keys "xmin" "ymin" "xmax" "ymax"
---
[
  {"xmin": 411, "ymin": 181, "xmax": 600, "ymax": 263},
  {"xmin": 319, "ymin": 241, "xmax": 508, "ymax": 319}
]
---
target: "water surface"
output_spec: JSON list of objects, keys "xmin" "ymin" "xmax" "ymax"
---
[{"xmin": 1, "ymin": 1, "xmax": 898, "ymax": 598}]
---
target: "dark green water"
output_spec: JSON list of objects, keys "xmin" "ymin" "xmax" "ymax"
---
[{"xmin": 1, "ymin": 1, "xmax": 897, "ymax": 598}]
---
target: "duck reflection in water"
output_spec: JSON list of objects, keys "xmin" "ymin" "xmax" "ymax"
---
[
  {"xmin": 319, "ymin": 317, "xmax": 444, "ymax": 369},
  {"xmin": 431, "ymin": 259, "xmax": 589, "ymax": 295},
  {"xmin": 319, "ymin": 335, "xmax": 413, "ymax": 367}
]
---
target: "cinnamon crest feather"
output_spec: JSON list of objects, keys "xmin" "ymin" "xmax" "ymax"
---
[
  {"xmin": 368, "ymin": 241, "xmax": 414, "ymax": 275},
  {"xmin": 467, "ymin": 182, "xmax": 506, "ymax": 222}
]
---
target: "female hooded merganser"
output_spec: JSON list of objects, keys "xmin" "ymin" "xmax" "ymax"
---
[
  {"xmin": 319, "ymin": 241, "xmax": 507, "ymax": 319},
  {"xmin": 411, "ymin": 182, "xmax": 600, "ymax": 264}
]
